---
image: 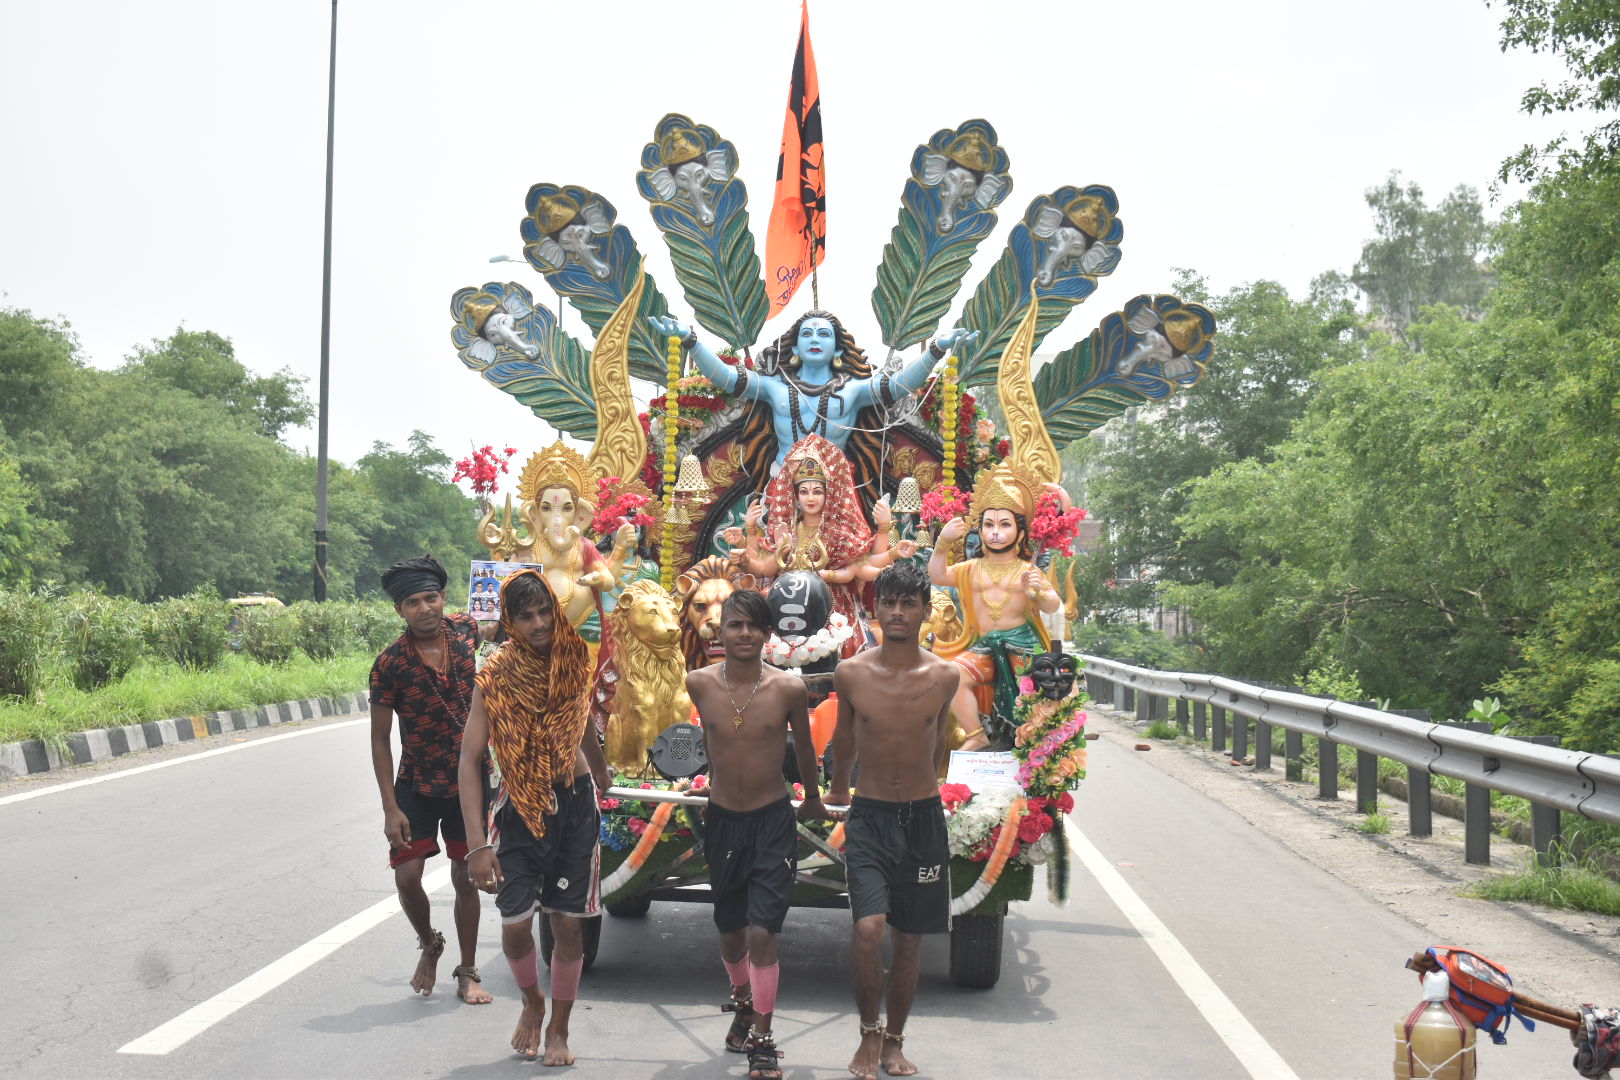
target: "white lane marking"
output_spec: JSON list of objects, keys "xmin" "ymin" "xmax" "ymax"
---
[
  {"xmin": 0, "ymin": 718, "xmax": 366, "ymax": 807},
  {"xmin": 119, "ymin": 865, "xmax": 452, "ymax": 1055},
  {"xmin": 1069, "ymin": 826, "xmax": 1301, "ymax": 1080}
]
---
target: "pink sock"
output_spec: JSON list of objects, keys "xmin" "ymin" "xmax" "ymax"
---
[
  {"xmin": 723, "ymin": 955, "xmax": 751, "ymax": 990},
  {"xmin": 550, "ymin": 955, "xmax": 583, "ymax": 1002},
  {"xmin": 506, "ymin": 949, "xmax": 538, "ymax": 989},
  {"xmin": 749, "ymin": 961, "xmax": 780, "ymax": 1015}
]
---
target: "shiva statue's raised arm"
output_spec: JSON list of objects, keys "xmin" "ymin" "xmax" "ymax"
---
[
  {"xmin": 872, "ymin": 326, "xmax": 979, "ymax": 408},
  {"xmin": 646, "ymin": 316, "xmax": 765, "ymax": 403}
]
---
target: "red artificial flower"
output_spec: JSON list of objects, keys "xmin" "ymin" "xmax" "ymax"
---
[
  {"xmin": 451, "ymin": 445, "xmax": 517, "ymax": 498},
  {"xmin": 1029, "ymin": 491, "xmax": 1088, "ymax": 557},
  {"xmin": 599, "ymin": 797, "xmax": 621, "ymax": 810},
  {"xmin": 919, "ymin": 484, "xmax": 970, "ymax": 525},
  {"xmin": 938, "ymin": 782, "xmax": 973, "ymax": 810},
  {"xmin": 995, "ymin": 438, "xmax": 1010, "ymax": 459},
  {"xmin": 1017, "ymin": 814, "xmax": 1046, "ymax": 843},
  {"xmin": 1056, "ymin": 791, "xmax": 1075, "ymax": 814},
  {"xmin": 627, "ymin": 817, "xmax": 647, "ymax": 835}
]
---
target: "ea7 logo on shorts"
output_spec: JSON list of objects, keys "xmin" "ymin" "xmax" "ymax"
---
[{"xmin": 916, "ymin": 864, "xmax": 942, "ymax": 884}]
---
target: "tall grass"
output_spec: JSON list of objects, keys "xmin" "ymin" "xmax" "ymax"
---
[
  {"xmin": 1464, "ymin": 857, "xmax": 1620, "ymax": 917},
  {"xmin": 61, "ymin": 592, "xmax": 146, "ymax": 691},
  {"xmin": 0, "ymin": 651, "xmax": 372, "ymax": 746},
  {"xmin": 0, "ymin": 591, "xmax": 59, "ymax": 700}
]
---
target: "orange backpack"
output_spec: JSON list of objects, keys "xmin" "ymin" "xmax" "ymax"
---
[{"xmin": 1413, "ymin": 946, "xmax": 1537, "ymax": 1045}]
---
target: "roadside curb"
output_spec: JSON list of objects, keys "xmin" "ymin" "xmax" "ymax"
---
[{"xmin": 0, "ymin": 690, "xmax": 370, "ymax": 779}]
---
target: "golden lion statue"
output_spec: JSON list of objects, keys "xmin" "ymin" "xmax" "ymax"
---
[
  {"xmin": 603, "ymin": 580, "xmax": 692, "ymax": 774},
  {"xmin": 676, "ymin": 556, "xmax": 757, "ymax": 669}
]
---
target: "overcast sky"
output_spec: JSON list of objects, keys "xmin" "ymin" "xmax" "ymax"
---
[{"xmin": 0, "ymin": 0, "xmax": 1577, "ymax": 472}]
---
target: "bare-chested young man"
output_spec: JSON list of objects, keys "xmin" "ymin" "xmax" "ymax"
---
[
  {"xmin": 457, "ymin": 570, "xmax": 611, "ymax": 1065},
  {"xmin": 687, "ymin": 589, "xmax": 826, "ymax": 1080},
  {"xmin": 827, "ymin": 561, "xmax": 960, "ymax": 1080}
]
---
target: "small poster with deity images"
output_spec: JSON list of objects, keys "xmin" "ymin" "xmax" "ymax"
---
[
  {"xmin": 467, "ymin": 560, "xmax": 543, "ymax": 622},
  {"xmin": 945, "ymin": 750, "xmax": 1023, "ymax": 791}
]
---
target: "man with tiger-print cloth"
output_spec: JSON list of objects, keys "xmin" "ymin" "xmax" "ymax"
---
[{"xmin": 459, "ymin": 570, "xmax": 611, "ymax": 1065}]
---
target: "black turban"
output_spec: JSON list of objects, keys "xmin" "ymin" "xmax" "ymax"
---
[{"xmin": 381, "ymin": 554, "xmax": 448, "ymax": 604}]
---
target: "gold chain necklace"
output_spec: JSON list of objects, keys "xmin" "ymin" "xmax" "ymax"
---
[
  {"xmin": 978, "ymin": 558, "xmax": 1027, "ymax": 622},
  {"xmin": 787, "ymin": 520, "xmax": 829, "ymax": 571},
  {"xmin": 721, "ymin": 660, "xmax": 765, "ymax": 729}
]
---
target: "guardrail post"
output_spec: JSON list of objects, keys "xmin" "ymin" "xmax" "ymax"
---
[
  {"xmin": 1113, "ymin": 679, "xmax": 1126, "ymax": 711},
  {"xmin": 1509, "ymin": 735, "xmax": 1563, "ymax": 866},
  {"xmin": 1212, "ymin": 706, "xmax": 1227, "ymax": 754},
  {"xmin": 1407, "ymin": 768, "xmax": 1431, "ymax": 837},
  {"xmin": 1428, "ymin": 720, "xmax": 1492, "ymax": 864},
  {"xmin": 1532, "ymin": 804, "xmax": 1562, "ymax": 868},
  {"xmin": 1466, "ymin": 783, "xmax": 1492, "ymax": 865},
  {"xmin": 1285, "ymin": 729, "xmax": 1304, "ymax": 781},
  {"xmin": 1356, "ymin": 751, "xmax": 1379, "ymax": 814},
  {"xmin": 1254, "ymin": 718, "xmax": 1272, "ymax": 771},
  {"xmin": 1123, "ymin": 684, "xmax": 1136, "ymax": 713},
  {"xmin": 1319, "ymin": 736, "xmax": 1339, "ymax": 801},
  {"xmin": 1231, "ymin": 708, "xmax": 1247, "ymax": 761},
  {"xmin": 1192, "ymin": 701, "xmax": 1206, "ymax": 740},
  {"xmin": 1135, "ymin": 689, "xmax": 1150, "ymax": 725},
  {"xmin": 1175, "ymin": 699, "xmax": 1189, "ymax": 735}
]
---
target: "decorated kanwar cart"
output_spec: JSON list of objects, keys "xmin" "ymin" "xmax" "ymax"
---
[{"xmin": 450, "ymin": 70, "xmax": 1215, "ymax": 988}]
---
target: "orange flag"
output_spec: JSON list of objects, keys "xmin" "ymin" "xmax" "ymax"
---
[{"xmin": 764, "ymin": 0, "xmax": 826, "ymax": 317}]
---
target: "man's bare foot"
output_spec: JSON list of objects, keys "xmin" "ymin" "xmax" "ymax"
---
[
  {"xmin": 411, "ymin": 930, "xmax": 445, "ymax": 996},
  {"xmin": 881, "ymin": 1031, "xmax": 918, "ymax": 1076},
  {"xmin": 511, "ymin": 1003, "xmax": 544, "ymax": 1059},
  {"xmin": 848, "ymin": 1027, "xmax": 883, "ymax": 1080},
  {"xmin": 542, "ymin": 1023, "xmax": 574, "ymax": 1066},
  {"xmin": 453, "ymin": 965, "xmax": 492, "ymax": 1005}
]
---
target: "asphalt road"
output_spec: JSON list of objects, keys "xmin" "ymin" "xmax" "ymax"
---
[{"xmin": 0, "ymin": 709, "xmax": 1588, "ymax": 1079}]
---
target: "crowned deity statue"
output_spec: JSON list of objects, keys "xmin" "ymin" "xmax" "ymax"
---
[
  {"xmin": 649, "ymin": 310, "xmax": 977, "ymax": 502},
  {"xmin": 723, "ymin": 435, "xmax": 914, "ymax": 660},
  {"xmin": 928, "ymin": 461, "xmax": 1063, "ymax": 750},
  {"xmin": 499, "ymin": 442, "xmax": 637, "ymax": 638}
]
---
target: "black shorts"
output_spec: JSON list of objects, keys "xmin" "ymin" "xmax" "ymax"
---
[
  {"xmin": 493, "ymin": 775, "xmax": 602, "ymax": 923},
  {"xmin": 845, "ymin": 795, "xmax": 949, "ymax": 935},
  {"xmin": 705, "ymin": 797, "xmax": 797, "ymax": 935},
  {"xmin": 388, "ymin": 780, "xmax": 469, "ymax": 868}
]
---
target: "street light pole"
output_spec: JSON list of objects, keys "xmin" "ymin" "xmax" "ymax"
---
[{"xmin": 314, "ymin": 0, "xmax": 338, "ymax": 602}]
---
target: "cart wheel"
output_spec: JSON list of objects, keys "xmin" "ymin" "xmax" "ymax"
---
[
  {"xmin": 605, "ymin": 894, "xmax": 652, "ymax": 917},
  {"xmin": 948, "ymin": 907, "xmax": 1005, "ymax": 988},
  {"xmin": 539, "ymin": 913, "xmax": 602, "ymax": 971}
]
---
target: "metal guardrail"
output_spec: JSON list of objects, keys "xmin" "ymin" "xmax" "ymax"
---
[{"xmin": 1080, "ymin": 654, "xmax": 1620, "ymax": 865}]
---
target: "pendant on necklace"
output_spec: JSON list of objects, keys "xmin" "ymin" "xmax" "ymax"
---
[{"xmin": 732, "ymin": 713, "xmax": 745, "ymax": 729}]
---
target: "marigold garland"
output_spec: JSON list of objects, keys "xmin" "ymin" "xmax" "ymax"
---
[
  {"xmin": 660, "ymin": 334, "xmax": 682, "ymax": 590},
  {"xmin": 950, "ymin": 794, "xmax": 1025, "ymax": 914},
  {"xmin": 600, "ymin": 799, "xmax": 675, "ymax": 897},
  {"xmin": 940, "ymin": 352, "xmax": 960, "ymax": 489}
]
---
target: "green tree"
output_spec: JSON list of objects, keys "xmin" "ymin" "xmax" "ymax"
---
[
  {"xmin": 0, "ymin": 446, "xmax": 61, "ymax": 586},
  {"xmin": 1083, "ymin": 275, "xmax": 1359, "ymax": 590},
  {"xmin": 1493, "ymin": 0, "xmax": 1620, "ymax": 180},
  {"xmin": 57, "ymin": 370, "xmax": 303, "ymax": 600},
  {"xmin": 1350, "ymin": 173, "xmax": 1496, "ymax": 337},
  {"xmin": 353, "ymin": 431, "xmax": 482, "ymax": 596},
  {"xmin": 125, "ymin": 328, "xmax": 312, "ymax": 440},
  {"xmin": 1481, "ymin": 162, "xmax": 1620, "ymax": 747},
  {"xmin": 1171, "ymin": 310, "xmax": 1529, "ymax": 712},
  {"xmin": 0, "ymin": 308, "xmax": 85, "ymax": 441},
  {"xmin": 268, "ymin": 455, "xmax": 384, "ymax": 603}
]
